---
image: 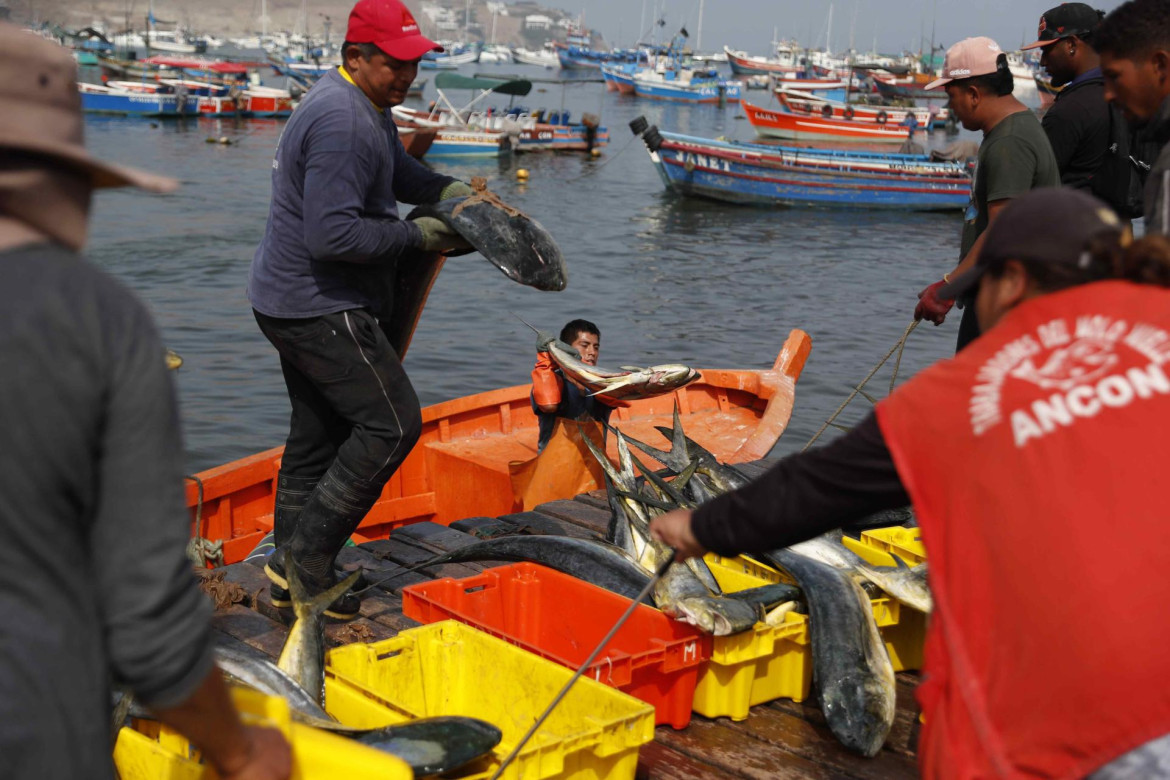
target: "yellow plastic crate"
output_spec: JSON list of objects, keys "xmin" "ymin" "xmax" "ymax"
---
[
  {"xmin": 853, "ymin": 526, "xmax": 927, "ymax": 566},
  {"xmin": 113, "ymin": 686, "xmax": 411, "ymax": 780},
  {"xmin": 692, "ymin": 552, "xmax": 925, "ymax": 721},
  {"xmin": 325, "ymin": 620, "xmax": 656, "ymax": 780}
]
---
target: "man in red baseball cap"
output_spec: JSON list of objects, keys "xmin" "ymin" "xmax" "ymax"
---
[{"xmin": 249, "ymin": 0, "xmax": 475, "ymax": 620}]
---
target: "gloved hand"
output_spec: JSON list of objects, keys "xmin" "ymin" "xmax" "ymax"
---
[
  {"xmin": 412, "ymin": 216, "xmax": 473, "ymax": 253},
  {"xmin": 914, "ymin": 280, "xmax": 955, "ymax": 325},
  {"xmin": 532, "ymin": 351, "xmax": 562, "ymax": 410},
  {"xmin": 440, "ymin": 180, "xmax": 475, "ymax": 200}
]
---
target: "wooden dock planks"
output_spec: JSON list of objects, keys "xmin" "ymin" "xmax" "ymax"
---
[{"xmin": 206, "ymin": 461, "xmax": 919, "ymax": 780}]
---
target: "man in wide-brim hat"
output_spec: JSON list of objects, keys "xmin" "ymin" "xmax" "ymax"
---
[{"xmin": 0, "ymin": 23, "xmax": 290, "ymax": 780}]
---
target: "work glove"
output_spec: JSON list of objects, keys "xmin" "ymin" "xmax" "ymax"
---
[
  {"xmin": 440, "ymin": 180, "xmax": 475, "ymax": 200},
  {"xmin": 532, "ymin": 351, "xmax": 562, "ymax": 409},
  {"xmin": 412, "ymin": 216, "xmax": 473, "ymax": 253},
  {"xmin": 914, "ymin": 280, "xmax": 954, "ymax": 325}
]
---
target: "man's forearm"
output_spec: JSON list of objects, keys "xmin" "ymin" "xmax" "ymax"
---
[{"xmin": 691, "ymin": 413, "xmax": 910, "ymax": 556}]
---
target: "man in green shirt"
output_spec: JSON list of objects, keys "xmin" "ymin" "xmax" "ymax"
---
[{"xmin": 913, "ymin": 37, "xmax": 1061, "ymax": 350}]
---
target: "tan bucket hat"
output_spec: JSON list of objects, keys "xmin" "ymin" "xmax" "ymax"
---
[{"xmin": 0, "ymin": 22, "xmax": 176, "ymax": 192}]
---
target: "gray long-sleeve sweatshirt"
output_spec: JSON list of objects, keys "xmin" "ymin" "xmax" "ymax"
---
[{"xmin": 0, "ymin": 241, "xmax": 214, "ymax": 779}]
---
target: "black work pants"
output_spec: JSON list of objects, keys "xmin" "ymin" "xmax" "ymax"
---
[{"xmin": 254, "ymin": 308, "xmax": 422, "ymax": 487}]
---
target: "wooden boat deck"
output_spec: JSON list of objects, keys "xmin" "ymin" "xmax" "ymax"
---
[{"xmin": 204, "ymin": 458, "xmax": 921, "ymax": 779}]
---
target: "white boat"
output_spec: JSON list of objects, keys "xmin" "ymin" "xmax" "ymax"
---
[
  {"xmin": 512, "ymin": 46, "xmax": 559, "ymax": 68},
  {"xmin": 478, "ymin": 44, "xmax": 513, "ymax": 65}
]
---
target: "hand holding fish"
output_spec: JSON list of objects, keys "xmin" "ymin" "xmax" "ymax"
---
[
  {"xmin": 650, "ymin": 509, "xmax": 707, "ymax": 561},
  {"xmin": 217, "ymin": 726, "xmax": 293, "ymax": 780}
]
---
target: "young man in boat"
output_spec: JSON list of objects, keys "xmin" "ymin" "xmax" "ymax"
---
[
  {"xmin": 1022, "ymin": 4, "xmax": 1142, "ymax": 221},
  {"xmin": 914, "ymin": 37, "xmax": 1060, "ymax": 350},
  {"xmin": 531, "ymin": 319, "xmax": 626, "ymax": 452},
  {"xmin": 0, "ymin": 26, "xmax": 290, "ymax": 780},
  {"xmin": 651, "ymin": 187, "xmax": 1170, "ymax": 778},
  {"xmin": 248, "ymin": 0, "xmax": 476, "ymax": 620},
  {"xmin": 1095, "ymin": 0, "xmax": 1170, "ymax": 233}
]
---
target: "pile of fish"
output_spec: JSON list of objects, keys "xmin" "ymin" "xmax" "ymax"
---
[
  {"xmin": 521, "ymin": 318, "xmax": 701, "ymax": 401},
  {"xmin": 115, "ymin": 565, "xmax": 503, "ymax": 777},
  {"xmin": 362, "ymin": 405, "xmax": 931, "ymax": 758}
]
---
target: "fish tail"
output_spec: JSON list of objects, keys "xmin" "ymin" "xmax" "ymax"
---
[{"xmin": 288, "ymin": 562, "xmax": 361, "ymax": 620}]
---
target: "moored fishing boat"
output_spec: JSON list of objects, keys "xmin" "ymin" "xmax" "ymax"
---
[
  {"xmin": 775, "ymin": 88, "xmax": 946, "ymax": 128},
  {"xmin": 633, "ymin": 119, "xmax": 971, "ymax": 210},
  {"xmin": 185, "ymin": 330, "xmax": 813, "ymax": 565},
  {"xmin": 395, "ymin": 122, "xmax": 439, "ymax": 158},
  {"xmin": 632, "ymin": 66, "xmax": 741, "ymax": 104},
  {"xmin": 743, "ymin": 100, "xmax": 912, "ymax": 143},
  {"xmin": 600, "ymin": 63, "xmax": 636, "ymax": 94},
  {"xmin": 419, "ymin": 47, "xmax": 478, "ymax": 70},
  {"xmin": 243, "ymin": 85, "xmax": 295, "ymax": 117},
  {"xmin": 77, "ymin": 81, "xmax": 198, "ymax": 116},
  {"xmin": 872, "ymin": 73, "xmax": 940, "ymax": 101},
  {"xmin": 723, "ymin": 45, "xmax": 802, "ymax": 77}
]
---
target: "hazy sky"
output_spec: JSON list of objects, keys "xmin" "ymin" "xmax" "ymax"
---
[{"xmin": 542, "ymin": 0, "xmax": 1129, "ymax": 56}]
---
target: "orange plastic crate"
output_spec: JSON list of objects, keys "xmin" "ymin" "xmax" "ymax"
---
[{"xmin": 401, "ymin": 562, "xmax": 712, "ymax": 729}]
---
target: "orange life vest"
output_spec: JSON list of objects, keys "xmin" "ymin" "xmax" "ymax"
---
[{"xmin": 876, "ymin": 280, "xmax": 1170, "ymax": 779}]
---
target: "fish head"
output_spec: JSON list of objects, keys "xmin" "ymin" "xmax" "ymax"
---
[
  {"xmin": 818, "ymin": 669, "xmax": 894, "ymax": 757},
  {"xmin": 645, "ymin": 365, "xmax": 700, "ymax": 391}
]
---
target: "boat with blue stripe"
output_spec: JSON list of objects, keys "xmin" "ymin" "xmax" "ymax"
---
[
  {"xmin": 77, "ymin": 82, "xmax": 199, "ymax": 117},
  {"xmin": 631, "ymin": 118, "xmax": 971, "ymax": 210}
]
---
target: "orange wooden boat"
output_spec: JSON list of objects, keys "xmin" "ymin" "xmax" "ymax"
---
[{"xmin": 186, "ymin": 329, "xmax": 812, "ymax": 565}]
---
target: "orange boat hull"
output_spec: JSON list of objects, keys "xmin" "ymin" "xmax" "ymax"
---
[{"xmin": 187, "ymin": 329, "xmax": 812, "ymax": 565}]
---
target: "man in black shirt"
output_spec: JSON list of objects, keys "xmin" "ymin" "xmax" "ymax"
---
[{"xmin": 1022, "ymin": 3, "xmax": 1137, "ymax": 217}]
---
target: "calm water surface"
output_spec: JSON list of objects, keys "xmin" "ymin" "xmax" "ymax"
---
[{"xmin": 84, "ymin": 66, "xmax": 969, "ymax": 472}]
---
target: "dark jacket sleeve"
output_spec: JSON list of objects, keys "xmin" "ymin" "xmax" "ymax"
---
[
  {"xmin": 300, "ymin": 99, "xmax": 423, "ymax": 263},
  {"xmin": 691, "ymin": 412, "xmax": 910, "ymax": 556},
  {"xmin": 90, "ymin": 290, "xmax": 214, "ymax": 709}
]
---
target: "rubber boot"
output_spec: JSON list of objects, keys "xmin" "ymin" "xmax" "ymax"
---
[
  {"xmin": 268, "ymin": 472, "xmax": 370, "ymax": 607},
  {"xmin": 264, "ymin": 460, "xmax": 383, "ymax": 620},
  {"xmin": 266, "ymin": 472, "xmax": 317, "ymax": 608}
]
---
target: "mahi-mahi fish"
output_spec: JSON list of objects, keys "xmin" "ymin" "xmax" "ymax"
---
[
  {"xmin": 788, "ymin": 532, "xmax": 932, "ymax": 614},
  {"xmin": 582, "ymin": 426, "xmax": 760, "ymax": 636},
  {"xmin": 124, "ymin": 643, "xmax": 503, "ymax": 777},
  {"xmin": 519, "ymin": 318, "xmax": 700, "ymax": 401},
  {"xmin": 763, "ymin": 549, "xmax": 896, "ymax": 758},
  {"xmin": 272, "ymin": 564, "xmax": 503, "ymax": 774}
]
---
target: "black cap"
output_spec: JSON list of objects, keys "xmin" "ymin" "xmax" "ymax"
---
[
  {"xmin": 1021, "ymin": 3, "xmax": 1104, "ymax": 50},
  {"xmin": 939, "ymin": 188, "xmax": 1125, "ymax": 299}
]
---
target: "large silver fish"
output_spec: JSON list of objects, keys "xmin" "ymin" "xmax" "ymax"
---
[
  {"xmin": 788, "ymin": 533, "xmax": 932, "ymax": 614},
  {"xmin": 522, "ymin": 319, "xmax": 700, "ymax": 401},
  {"xmin": 763, "ymin": 549, "xmax": 896, "ymax": 758}
]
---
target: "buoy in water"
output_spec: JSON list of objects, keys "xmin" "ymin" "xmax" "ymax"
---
[
  {"xmin": 516, "ymin": 168, "xmax": 530, "ymax": 181},
  {"xmin": 590, "ymin": 148, "xmax": 601, "ymax": 158}
]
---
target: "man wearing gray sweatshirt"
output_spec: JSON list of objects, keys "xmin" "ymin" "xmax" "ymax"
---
[{"xmin": 249, "ymin": 0, "xmax": 474, "ymax": 619}]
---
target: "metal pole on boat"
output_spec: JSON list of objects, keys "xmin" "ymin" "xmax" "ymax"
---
[
  {"xmin": 488, "ymin": 550, "xmax": 677, "ymax": 780},
  {"xmin": 697, "ymin": 0, "xmax": 704, "ymax": 51}
]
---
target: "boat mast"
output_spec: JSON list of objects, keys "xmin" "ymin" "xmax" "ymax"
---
[
  {"xmin": 261, "ymin": 0, "xmax": 268, "ymax": 38},
  {"xmin": 696, "ymin": 0, "xmax": 703, "ymax": 51}
]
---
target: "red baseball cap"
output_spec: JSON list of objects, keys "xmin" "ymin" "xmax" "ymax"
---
[{"xmin": 346, "ymin": 0, "xmax": 443, "ymax": 60}]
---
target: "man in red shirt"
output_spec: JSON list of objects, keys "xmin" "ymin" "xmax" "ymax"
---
[{"xmin": 652, "ymin": 188, "xmax": 1170, "ymax": 777}]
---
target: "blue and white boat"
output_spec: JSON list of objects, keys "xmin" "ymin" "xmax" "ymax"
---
[
  {"xmin": 77, "ymin": 82, "xmax": 198, "ymax": 117},
  {"xmin": 631, "ymin": 65, "xmax": 741, "ymax": 103},
  {"xmin": 632, "ymin": 119, "xmax": 971, "ymax": 210}
]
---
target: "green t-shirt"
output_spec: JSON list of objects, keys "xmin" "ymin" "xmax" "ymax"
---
[{"xmin": 960, "ymin": 110, "xmax": 1060, "ymax": 258}]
